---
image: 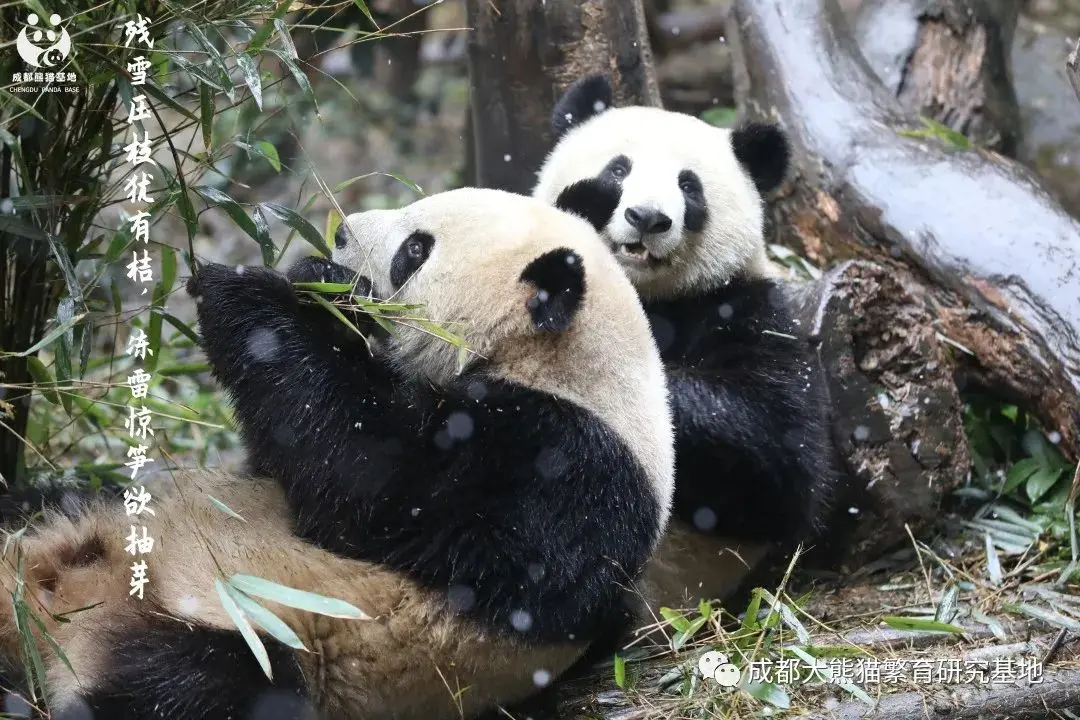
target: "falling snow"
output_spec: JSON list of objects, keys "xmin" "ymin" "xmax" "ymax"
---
[
  {"xmin": 527, "ymin": 562, "xmax": 546, "ymax": 582},
  {"xmin": 447, "ymin": 584, "xmax": 476, "ymax": 613},
  {"xmin": 466, "ymin": 380, "xmax": 488, "ymax": 401},
  {"xmin": 534, "ymin": 447, "xmax": 570, "ymax": 480},
  {"xmin": 533, "ymin": 669, "xmax": 552, "ymax": 687},
  {"xmin": 177, "ymin": 594, "xmax": 200, "ymax": 615},
  {"xmin": 1049, "ymin": 431, "xmax": 1062, "ymax": 444},
  {"xmin": 504, "ymin": 154, "xmax": 512, "ymax": 162},
  {"xmin": 693, "ymin": 506, "xmax": 718, "ymax": 532},
  {"xmin": 848, "ymin": 507, "xmax": 860, "ymax": 515},
  {"xmin": 247, "ymin": 327, "xmax": 280, "ymax": 362},
  {"xmin": 446, "ymin": 411, "xmax": 474, "ymax": 441},
  {"xmin": 511, "ymin": 610, "xmax": 534, "ymax": 632},
  {"xmin": 853, "ymin": 425, "xmax": 870, "ymax": 441},
  {"xmin": 717, "ymin": 303, "xmax": 734, "ymax": 320},
  {"xmin": 0, "ymin": 198, "xmax": 13, "ymax": 214},
  {"xmin": 593, "ymin": 100, "xmax": 606, "ymax": 113}
]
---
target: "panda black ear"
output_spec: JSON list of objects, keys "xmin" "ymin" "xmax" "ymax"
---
[
  {"xmin": 554, "ymin": 178, "xmax": 620, "ymax": 233},
  {"xmin": 731, "ymin": 122, "xmax": 790, "ymax": 194},
  {"xmin": 520, "ymin": 248, "xmax": 586, "ymax": 333},
  {"xmin": 551, "ymin": 75, "xmax": 613, "ymax": 140}
]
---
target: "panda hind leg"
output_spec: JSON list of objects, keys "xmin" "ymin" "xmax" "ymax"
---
[{"xmin": 54, "ymin": 615, "xmax": 316, "ymax": 720}]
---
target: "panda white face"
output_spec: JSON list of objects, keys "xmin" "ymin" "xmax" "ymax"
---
[
  {"xmin": 331, "ymin": 187, "xmax": 647, "ymax": 380},
  {"xmin": 534, "ymin": 80, "xmax": 790, "ymax": 301}
]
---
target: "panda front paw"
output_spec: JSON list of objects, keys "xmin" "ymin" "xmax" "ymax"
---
[{"xmin": 286, "ymin": 256, "xmax": 374, "ymax": 298}]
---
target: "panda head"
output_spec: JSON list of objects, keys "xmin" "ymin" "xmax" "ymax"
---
[
  {"xmin": 333, "ymin": 188, "xmax": 622, "ymax": 380},
  {"xmin": 533, "ymin": 75, "xmax": 791, "ymax": 301}
]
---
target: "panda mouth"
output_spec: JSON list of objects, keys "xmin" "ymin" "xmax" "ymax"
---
[{"xmin": 613, "ymin": 242, "xmax": 662, "ymax": 266}]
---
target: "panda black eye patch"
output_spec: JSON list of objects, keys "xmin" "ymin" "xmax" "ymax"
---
[
  {"xmin": 390, "ymin": 231, "xmax": 435, "ymax": 289},
  {"xmin": 679, "ymin": 170, "xmax": 707, "ymax": 233},
  {"xmin": 602, "ymin": 155, "xmax": 632, "ymax": 181}
]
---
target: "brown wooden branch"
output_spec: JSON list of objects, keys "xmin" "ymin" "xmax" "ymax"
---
[
  {"xmin": 814, "ymin": 669, "xmax": 1080, "ymax": 720},
  {"xmin": 852, "ymin": 0, "xmax": 1022, "ymax": 154},
  {"xmin": 729, "ymin": 0, "xmax": 1080, "ymax": 457},
  {"xmin": 464, "ymin": 0, "xmax": 660, "ymax": 194}
]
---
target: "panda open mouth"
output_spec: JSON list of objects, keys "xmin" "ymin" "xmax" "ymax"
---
[{"xmin": 613, "ymin": 242, "xmax": 663, "ymax": 266}]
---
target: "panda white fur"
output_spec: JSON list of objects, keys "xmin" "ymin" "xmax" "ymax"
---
[
  {"xmin": 533, "ymin": 75, "xmax": 838, "ymax": 615},
  {"xmin": 0, "ymin": 188, "xmax": 675, "ymax": 720}
]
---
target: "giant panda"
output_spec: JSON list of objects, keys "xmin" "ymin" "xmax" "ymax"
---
[
  {"xmin": 0, "ymin": 188, "xmax": 675, "ymax": 720},
  {"xmin": 532, "ymin": 75, "xmax": 839, "ymax": 617}
]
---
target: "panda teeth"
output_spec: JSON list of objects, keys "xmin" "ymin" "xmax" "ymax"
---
[{"xmin": 617, "ymin": 242, "xmax": 650, "ymax": 260}]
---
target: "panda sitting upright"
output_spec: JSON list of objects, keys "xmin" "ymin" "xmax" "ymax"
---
[
  {"xmin": 0, "ymin": 189, "xmax": 675, "ymax": 720},
  {"xmin": 533, "ymin": 75, "xmax": 839, "ymax": 612}
]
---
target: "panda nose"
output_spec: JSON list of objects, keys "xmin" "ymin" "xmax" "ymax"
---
[
  {"xmin": 334, "ymin": 223, "xmax": 350, "ymax": 249},
  {"xmin": 625, "ymin": 206, "xmax": 672, "ymax": 234}
]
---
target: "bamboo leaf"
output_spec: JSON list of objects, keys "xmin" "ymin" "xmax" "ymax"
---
[
  {"xmin": 274, "ymin": 18, "xmax": 297, "ymax": 58},
  {"xmin": 208, "ymin": 495, "xmax": 247, "ymax": 522},
  {"xmin": 613, "ymin": 653, "xmax": 627, "ymax": 689},
  {"xmin": 161, "ymin": 246, "xmax": 177, "ymax": 294},
  {"xmin": 744, "ymin": 681, "xmax": 790, "ymax": 709},
  {"xmin": 260, "ymin": 202, "xmax": 330, "ymax": 257},
  {"xmin": 192, "ymin": 186, "xmax": 259, "ymax": 242},
  {"xmin": 8, "ymin": 314, "xmax": 86, "ymax": 357},
  {"xmin": 215, "ymin": 578, "xmax": 273, "ymax": 680},
  {"xmin": 199, "ymin": 84, "xmax": 214, "ymax": 152},
  {"xmin": 26, "ymin": 357, "xmax": 59, "ymax": 405},
  {"xmin": 1027, "ymin": 467, "xmax": 1064, "ymax": 504},
  {"xmin": 228, "ymin": 574, "xmax": 369, "ymax": 619},
  {"xmin": 224, "ymin": 584, "xmax": 306, "ymax": 651},
  {"xmin": 985, "ymin": 533, "xmax": 1003, "ymax": 586},
  {"xmin": 251, "ymin": 205, "xmax": 275, "ymax": 265},
  {"xmin": 881, "ymin": 616, "xmax": 965, "ymax": 634},
  {"xmin": 154, "ymin": 309, "xmax": 201, "ymax": 345},
  {"xmin": 266, "ymin": 49, "xmax": 316, "ymax": 109},
  {"xmin": 236, "ymin": 52, "xmax": 263, "ymax": 110}
]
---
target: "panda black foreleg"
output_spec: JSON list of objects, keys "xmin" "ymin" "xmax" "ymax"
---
[
  {"xmin": 54, "ymin": 617, "xmax": 313, "ymax": 720},
  {"xmin": 186, "ymin": 261, "xmax": 417, "ymax": 503},
  {"xmin": 664, "ymin": 363, "xmax": 836, "ymax": 546}
]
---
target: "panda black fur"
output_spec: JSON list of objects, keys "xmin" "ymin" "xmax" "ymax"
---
[
  {"xmin": 534, "ymin": 75, "xmax": 838, "ymax": 613},
  {"xmin": 0, "ymin": 189, "xmax": 674, "ymax": 720}
]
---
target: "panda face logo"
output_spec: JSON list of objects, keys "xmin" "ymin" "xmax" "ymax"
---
[{"xmin": 698, "ymin": 650, "xmax": 741, "ymax": 688}]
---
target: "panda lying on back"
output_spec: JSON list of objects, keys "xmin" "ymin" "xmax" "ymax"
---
[
  {"xmin": 534, "ymin": 75, "xmax": 838, "ymax": 609},
  {"xmin": 0, "ymin": 189, "xmax": 674, "ymax": 720}
]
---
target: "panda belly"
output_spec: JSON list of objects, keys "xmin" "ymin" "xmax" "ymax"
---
[{"xmin": 0, "ymin": 470, "xmax": 586, "ymax": 720}]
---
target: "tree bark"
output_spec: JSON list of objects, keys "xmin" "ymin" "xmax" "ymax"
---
[
  {"xmin": 852, "ymin": 0, "xmax": 1022, "ymax": 155},
  {"xmin": 789, "ymin": 262, "xmax": 969, "ymax": 567},
  {"xmin": 1069, "ymin": 37, "xmax": 1080, "ymax": 106},
  {"xmin": 464, "ymin": 0, "xmax": 661, "ymax": 195},
  {"xmin": 729, "ymin": 0, "xmax": 1080, "ymax": 458}
]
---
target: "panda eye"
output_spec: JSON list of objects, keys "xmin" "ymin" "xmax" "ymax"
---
[
  {"xmin": 407, "ymin": 238, "xmax": 427, "ymax": 259},
  {"xmin": 611, "ymin": 165, "xmax": 627, "ymax": 179},
  {"xmin": 679, "ymin": 180, "xmax": 697, "ymax": 194}
]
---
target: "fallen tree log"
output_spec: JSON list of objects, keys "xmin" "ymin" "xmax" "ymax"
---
[
  {"xmin": 852, "ymin": 0, "xmax": 1022, "ymax": 154},
  {"xmin": 788, "ymin": 261, "xmax": 969, "ymax": 567},
  {"xmin": 464, "ymin": 0, "xmax": 660, "ymax": 194},
  {"xmin": 729, "ymin": 0, "xmax": 1080, "ymax": 458},
  {"xmin": 812, "ymin": 669, "xmax": 1080, "ymax": 720}
]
